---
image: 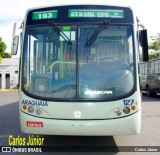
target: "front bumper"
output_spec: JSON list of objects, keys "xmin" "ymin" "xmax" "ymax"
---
[{"xmin": 20, "ymin": 110, "xmax": 141, "ymax": 136}]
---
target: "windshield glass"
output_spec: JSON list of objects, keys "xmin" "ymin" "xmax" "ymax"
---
[{"xmin": 23, "ymin": 25, "xmax": 135, "ymax": 100}]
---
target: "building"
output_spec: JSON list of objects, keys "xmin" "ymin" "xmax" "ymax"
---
[{"xmin": 0, "ymin": 58, "xmax": 19, "ymax": 89}]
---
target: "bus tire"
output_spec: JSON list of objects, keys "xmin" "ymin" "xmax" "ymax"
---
[{"xmin": 147, "ymin": 85, "xmax": 156, "ymax": 97}]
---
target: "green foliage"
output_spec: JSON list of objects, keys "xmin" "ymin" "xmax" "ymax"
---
[
  {"xmin": 149, "ymin": 41, "xmax": 160, "ymax": 51},
  {"xmin": 0, "ymin": 54, "xmax": 2, "ymax": 63},
  {"xmin": 0, "ymin": 36, "xmax": 11, "ymax": 63},
  {"xmin": 1, "ymin": 52, "xmax": 11, "ymax": 58},
  {"xmin": 0, "ymin": 37, "xmax": 7, "ymax": 54},
  {"xmin": 149, "ymin": 33, "xmax": 160, "ymax": 50},
  {"xmin": 149, "ymin": 33, "xmax": 160, "ymax": 60},
  {"xmin": 149, "ymin": 53, "xmax": 159, "ymax": 60}
]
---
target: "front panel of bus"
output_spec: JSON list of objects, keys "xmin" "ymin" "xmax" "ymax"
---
[{"xmin": 19, "ymin": 5, "xmax": 141, "ymax": 135}]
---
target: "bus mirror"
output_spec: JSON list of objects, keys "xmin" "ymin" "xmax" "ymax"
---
[
  {"xmin": 11, "ymin": 35, "xmax": 19, "ymax": 55},
  {"xmin": 140, "ymin": 29, "xmax": 149, "ymax": 62},
  {"xmin": 11, "ymin": 22, "xmax": 22, "ymax": 55}
]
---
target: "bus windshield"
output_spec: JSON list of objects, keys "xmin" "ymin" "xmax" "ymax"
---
[{"xmin": 23, "ymin": 24, "xmax": 135, "ymax": 100}]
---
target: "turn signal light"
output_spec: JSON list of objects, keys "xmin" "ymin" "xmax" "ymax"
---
[
  {"xmin": 23, "ymin": 105, "xmax": 27, "ymax": 110},
  {"xmin": 131, "ymin": 106, "xmax": 136, "ymax": 110}
]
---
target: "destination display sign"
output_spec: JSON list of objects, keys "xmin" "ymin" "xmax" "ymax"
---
[
  {"xmin": 32, "ymin": 10, "xmax": 58, "ymax": 20},
  {"xmin": 68, "ymin": 9, "xmax": 124, "ymax": 18}
]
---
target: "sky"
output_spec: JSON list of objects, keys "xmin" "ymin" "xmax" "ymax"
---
[{"xmin": 0, "ymin": 0, "xmax": 159, "ymax": 53}]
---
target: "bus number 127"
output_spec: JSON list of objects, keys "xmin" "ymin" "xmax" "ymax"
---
[{"xmin": 123, "ymin": 99, "xmax": 135, "ymax": 106}]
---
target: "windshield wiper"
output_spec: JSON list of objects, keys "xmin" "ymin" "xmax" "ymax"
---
[
  {"xmin": 85, "ymin": 20, "xmax": 110, "ymax": 46},
  {"xmin": 48, "ymin": 20, "xmax": 72, "ymax": 46}
]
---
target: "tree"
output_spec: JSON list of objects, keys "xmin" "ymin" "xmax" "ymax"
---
[
  {"xmin": 0, "ymin": 36, "xmax": 11, "ymax": 63},
  {"xmin": 149, "ymin": 53, "xmax": 159, "ymax": 60},
  {"xmin": 149, "ymin": 33, "xmax": 160, "ymax": 60},
  {"xmin": 0, "ymin": 55, "xmax": 2, "ymax": 63}
]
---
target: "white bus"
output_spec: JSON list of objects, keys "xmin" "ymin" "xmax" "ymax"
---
[
  {"xmin": 12, "ymin": 5, "xmax": 148, "ymax": 135},
  {"xmin": 141, "ymin": 58, "xmax": 160, "ymax": 96}
]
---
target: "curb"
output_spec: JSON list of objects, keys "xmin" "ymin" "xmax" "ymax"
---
[{"xmin": 0, "ymin": 89, "xmax": 18, "ymax": 92}]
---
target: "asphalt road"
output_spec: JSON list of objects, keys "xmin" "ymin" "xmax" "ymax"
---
[{"xmin": 0, "ymin": 92, "xmax": 160, "ymax": 155}]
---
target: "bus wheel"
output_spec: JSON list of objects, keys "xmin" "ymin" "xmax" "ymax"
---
[
  {"xmin": 147, "ymin": 86, "xmax": 156, "ymax": 97},
  {"xmin": 147, "ymin": 86, "xmax": 151, "ymax": 97}
]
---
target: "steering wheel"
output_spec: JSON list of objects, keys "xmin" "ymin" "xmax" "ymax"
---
[{"xmin": 99, "ymin": 57, "xmax": 119, "ymax": 62}]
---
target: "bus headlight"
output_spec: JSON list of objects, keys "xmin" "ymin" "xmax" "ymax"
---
[
  {"xmin": 114, "ymin": 108, "xmax": 122, "ymax": 116},
  {"xmin": 123, "ymin": 107, "xmax": 130, "ymax": 114},
  {"xmin": 36, "ymin": 108, "xmax": 43, "ymax": 115},
  {"xmin": 28, "ymin": 106, "xmax": 34, "ymax": 113}
]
